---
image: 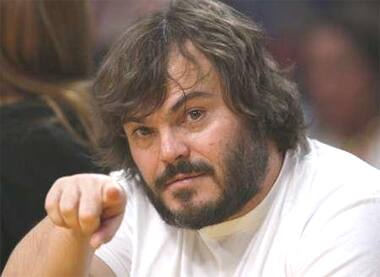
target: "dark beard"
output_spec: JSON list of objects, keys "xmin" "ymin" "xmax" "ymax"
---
[{"xmin": 137, "ymin": 127, "xmax": 269, "ymax": 229}]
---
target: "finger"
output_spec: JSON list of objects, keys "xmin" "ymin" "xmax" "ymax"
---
[
  {"xmin": 89, "ymin": 213, "xmax": 125, "ymax": 249},
  {"xmin": 60, "ymin": 184, "xmax": 81, "ymax": 230},
  {"xmin": 101, "ymin": 184, "xmax": 126, "ymax": 220},
  {"xmin": 102, "ymin": 182, "xmax": 126, "ymax": 210},
  {"xmin": 78, "ymin": 185, "xmax": 102, "ymax": 235},
  {"xmin": 45, "ymin": 186, "xmax": 65, "ymax": 227}
]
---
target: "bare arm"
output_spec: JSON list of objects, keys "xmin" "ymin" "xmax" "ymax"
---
[
  {"xmin": 3, "ymin": 217, "xmax": 95, "ymax": 276},
  {"xmin": 2, "ymin": 174, "xmax": 125, "ymax": 277}
]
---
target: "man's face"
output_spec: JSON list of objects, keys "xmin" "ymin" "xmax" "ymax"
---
[{"xmin": 123, "ymin": 43, "xmax": 268, "ymax": 229}]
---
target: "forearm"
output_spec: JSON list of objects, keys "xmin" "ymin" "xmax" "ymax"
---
[{"xmin": 3, "ymin": 217, "xmax": 94, "ymax": 277}]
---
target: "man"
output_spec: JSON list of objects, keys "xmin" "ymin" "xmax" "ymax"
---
[{"xmin": 3, "ymin": 0, "xmax": 380, "ymax": 276}]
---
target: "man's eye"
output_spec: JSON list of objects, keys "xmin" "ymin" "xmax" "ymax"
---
[
  {"xmin": 134, "ymin": 127, "xmax": 152, "ymax": 137},
  {"xmin": 187, "ymin": 109, "xmax": 205, "ymax": 121}
]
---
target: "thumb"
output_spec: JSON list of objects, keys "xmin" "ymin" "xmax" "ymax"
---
[
  {"xmin": 91, "ymin": 182, "xmax": 126, "ymax": 249},
  {"xmin": 89, "ymin": 213, "xmax": 124, "ymax": 249}
]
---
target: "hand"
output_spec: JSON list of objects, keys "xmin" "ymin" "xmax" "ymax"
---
[{"xmin": 45, "ymin": 173, "xmax": 126, "ymax": 249}]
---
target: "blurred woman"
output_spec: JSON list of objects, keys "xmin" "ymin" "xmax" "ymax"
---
[
  {"xmin": 0, "ymin": 0, "xmax": 102, "ymax": 268},
  {"xmin": 299, "ymin": 16, "xmax": 380, "ymax": 168}
]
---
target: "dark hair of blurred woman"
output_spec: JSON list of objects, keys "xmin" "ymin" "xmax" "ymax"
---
[
  {"xmin": 0, "ymin": 0, "xmax": 95, "ymax": 145},
  {"xmin": 0, "ymin": 0, "xmax": 102, "ymax": 269}
]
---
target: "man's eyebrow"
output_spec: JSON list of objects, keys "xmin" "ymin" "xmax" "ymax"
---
[
  {"xmin": 171, "ymin": 91, "xmax": 216, "ymax": 113},
  {"xmin": 124, "ymin": 91, "xmax": 216, "ymax": 125},
  {"xmin": 123, "ymin": 115, "xmax": 145, "ymax": 125}
]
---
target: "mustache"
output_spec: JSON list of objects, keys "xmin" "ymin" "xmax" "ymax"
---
[{"xmin": 155, "ymin": 160, "xmax": 215, "ymax": 191}]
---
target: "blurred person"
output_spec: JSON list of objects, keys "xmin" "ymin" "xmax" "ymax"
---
[
  {"xmin": 91, "ymin": 0, "xmax": 170, "ymax": 64},
  {"xmin": 298, "ymin": 17, "xmax": 380, "ymax": 168},
  {"xmin": 3, "ymin": 1, "xmax": 380, "ymax": 276},
  {"xmin": 0, "ymin": 0, "xmax": 103, "ymax": 269}
]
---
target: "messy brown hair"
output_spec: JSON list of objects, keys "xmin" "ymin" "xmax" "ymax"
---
[{"xmin": 93, "ymin": 0, "xmax": 306, "ymax": 172}]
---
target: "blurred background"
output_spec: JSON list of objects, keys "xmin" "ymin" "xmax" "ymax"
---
[{"xmin": 91, "ymin": 0, "xmax": 380, "ymax": 169}]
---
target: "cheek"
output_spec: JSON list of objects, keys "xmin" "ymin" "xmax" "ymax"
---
[
  {"xmin": 130, "ymin": 147, "xmax": 158, "ymax": 185},
  {"xmin": 188, "ymin": 125, "xmax": 222, "ymax": 157},
  {"xmin": 188, "ymin": 117, "xmax": 240, "ymax": 172}
]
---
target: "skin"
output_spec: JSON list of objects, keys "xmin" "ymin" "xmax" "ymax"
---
[
  {"xmin": 44, "ymin": 173, "xmax": 126, "ymax": 248},
  {"xmin": 124, "ymin": 42, "xmax": 283, "ymax": 222},
  {"xmin": 3, "ymin": 42, "xmax": 283, "ymax": 277}
]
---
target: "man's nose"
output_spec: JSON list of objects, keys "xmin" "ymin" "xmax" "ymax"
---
[{"xmin": 159, "ymin": 129, "xmax": 190, "ymax": 164}]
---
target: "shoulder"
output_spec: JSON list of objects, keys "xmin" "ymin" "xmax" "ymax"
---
[
  {"xmin": 279, "ymin": 139, "xmax": 379, "ymax": 213},
  {"xmin": 284, "ymin": 140, "xmax": 380, "ymax": 276},
  {"xmin": 282, "ymin": 139, "xmax": 380, "ymax": 238},
  {"xmin": 305, "ymin": 139, "xmax": 380, "ymax": 194}
]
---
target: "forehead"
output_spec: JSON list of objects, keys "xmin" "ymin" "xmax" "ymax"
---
[
  {"xmin": 304, "ymin": 27, "xmax": 355, "ymax": 61},
  {"xmin": 123, "ymin": 42, "xmax": 224, "ymax": 123},
  {"xmin": 166, "ymin": 41, "xmax": 221, "ymax": 97}
]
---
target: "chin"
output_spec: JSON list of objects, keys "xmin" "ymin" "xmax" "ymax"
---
[
  {"xmin": 141, "ymin": 179, "xmax": 231, "ymax": 229},
  {"xmin": 159, "ymin": 190, "xmax": 226, "ymax": 229},
  {"xmin": 164, "ymin": 187, "xmax": 218, "ymax": 211}
]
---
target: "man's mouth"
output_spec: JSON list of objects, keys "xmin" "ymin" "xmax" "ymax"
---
[{"xmin": 165, "ymin": 173, "xmax": 205, "ymax": 190}]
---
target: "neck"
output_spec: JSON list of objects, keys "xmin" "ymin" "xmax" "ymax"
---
[{"xmin": 228, "ymin": 141, "xmax": 284, "ymax": 220}]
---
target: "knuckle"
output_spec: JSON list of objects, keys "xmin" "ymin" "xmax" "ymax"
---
[
  {"xmin": 54, "ymin": 174, "xmax": 84, "ymax": 189},
  {"xmin": 45, "ymin": 202, "xmax": 54, "ymax": 214},
  {"xmin": 73, "ymin": 173, "xmax": 97, "ymax": 182},
  {"xmin": 45, "ymin": 199, "xmax": 60, "ymax": 215},
  {"xmin": 46, "ymin": 209, "xmax": 65, "ymax": 226},
  {"xmin": 53, "ymin": 176, "xmax": 69, "ymax": 187},
  {"xmin": 50, "ymin": 215, "xmax": 64, "ymax": 226},
  {"xmin": 44, "ymin": 198, "xmax": 53, "ymax": 210},
  {"xmin": 60, "ymin": 204, "xmax": 76, "ymax": 217},
  {"xmin": 79, "ymin": 211, "xmax": 98, "ymax": 224}
]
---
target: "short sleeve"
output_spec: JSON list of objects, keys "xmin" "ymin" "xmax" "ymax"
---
[{"xmin": 289, "ymin": 186, "xmax": 380, "ymax": 277}]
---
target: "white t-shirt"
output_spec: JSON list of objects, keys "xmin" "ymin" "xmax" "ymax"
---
[{"xmin": 96, "ymin": 139, "xmax": 380, "ymax": 276}]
